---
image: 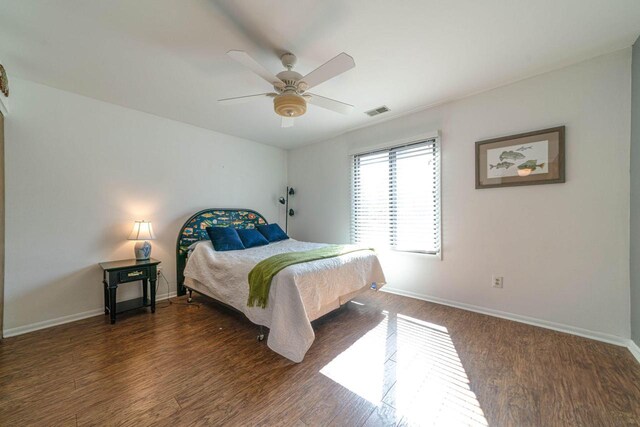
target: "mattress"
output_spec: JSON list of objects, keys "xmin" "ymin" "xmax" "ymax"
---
[{"xmin": 183, "ymin": 238, "xmax": 386, "ymax": 362}]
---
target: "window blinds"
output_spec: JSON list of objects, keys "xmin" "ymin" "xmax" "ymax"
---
[{"xmin": 351, "ymin": 139, "xmax": 440, "ymax": 254}]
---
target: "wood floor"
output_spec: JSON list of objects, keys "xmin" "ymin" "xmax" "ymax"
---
[{"xmin": 1, "ymin": 291, "xmax": 639, "ymax": 426}]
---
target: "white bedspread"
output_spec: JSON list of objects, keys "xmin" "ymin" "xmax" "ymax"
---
[{"xmin": 183, "ymin": 239, "xmax": 386, "ymax": 362}]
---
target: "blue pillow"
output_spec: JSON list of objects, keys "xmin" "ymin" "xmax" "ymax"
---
[
  {"xmin": 257, "ymin": 223, "xmax": 289, "ymax": 242},
  {"xmin": 206, "ymin": 227, "xmax": 245, "ymax": 251},
  {"xmin": 236, "ymin": 228, "xmax": 269, "ymax": 248}
]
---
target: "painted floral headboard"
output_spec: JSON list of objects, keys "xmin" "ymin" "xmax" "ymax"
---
[{"xmin": 175, "ymin": 208, "xmax": 268, "ymax": 295}]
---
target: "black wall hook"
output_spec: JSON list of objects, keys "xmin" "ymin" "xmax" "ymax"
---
[{"xmin": 281, "ymin": 186, "xmax": 295, "ymax": 233}]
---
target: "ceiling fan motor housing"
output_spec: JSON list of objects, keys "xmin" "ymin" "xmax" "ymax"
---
[{"xmin": 276, "ymin": 70, "xmax": 303, "ymax": 88}]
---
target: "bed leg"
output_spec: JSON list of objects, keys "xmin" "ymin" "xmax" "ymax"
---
[
  {"xmin": 187, "ymin": 289, "xmax": 193, "ymax": 303},
  {"xmin": 257, "ymin": 325, "xmax": 265, "ymax": 342}
]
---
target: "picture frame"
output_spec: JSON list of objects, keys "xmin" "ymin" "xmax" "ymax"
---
[{"xmin": 475, "ymin": 126, "xmax": 565, "ymax": 189}]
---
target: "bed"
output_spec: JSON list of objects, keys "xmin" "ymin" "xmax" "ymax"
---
[{"xmin": 176, "ymin": 208, "xmax": 386, "ymax": 362}]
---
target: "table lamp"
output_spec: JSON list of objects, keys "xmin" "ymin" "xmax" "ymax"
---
[{"xmin": 128, "ymin": 220, "xmax": 156, "ymax": 260}]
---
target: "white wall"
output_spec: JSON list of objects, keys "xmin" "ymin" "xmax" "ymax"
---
[
  {"xmin": 4, "ymin": 78, "xmax": 287, "ymax": 333},
  {"xmin": 288, "ymin": 49, "xmax": 632, "ymax": 339},
  {"xmin": 631, "ymin": 38, "xmax": 640, "ymax": 346}
]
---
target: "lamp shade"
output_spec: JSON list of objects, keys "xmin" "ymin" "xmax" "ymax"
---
[{"xmin": 128, "ymin": 221, "xmax": 156, "ymax": 241}]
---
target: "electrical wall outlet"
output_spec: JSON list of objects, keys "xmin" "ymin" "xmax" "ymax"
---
[{"xmin": 492, "ymin": 275, "xmax": 503, "ymax": 289}]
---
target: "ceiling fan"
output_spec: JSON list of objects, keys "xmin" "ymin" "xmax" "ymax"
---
[{"xmin": 219, "ymin": 50, "xmax": 355, "ymax": 128}]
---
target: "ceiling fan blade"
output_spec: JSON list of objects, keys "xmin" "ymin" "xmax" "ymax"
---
[
  {"xmin": 281, "ymin": 116, "xmax": 295, "ymax": 128},
  {"xmin": 301, "ymin": 53, "xmax": 355, "ymax": 89},
  {"xmin": 227, "ymin": 50, "xmax": 283, "ymax": 86},
  {"xmin": 218, "ymin": 93, "xmax": 275, "ymax": 105},
  {"xmin": 305, "ymin": 93, "xmax": 354, "ymax": 114}
]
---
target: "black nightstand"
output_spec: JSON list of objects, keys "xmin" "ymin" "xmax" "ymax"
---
[{"xmin": 99, "ymin": 258, "xmax": 161, "ymax": 324}]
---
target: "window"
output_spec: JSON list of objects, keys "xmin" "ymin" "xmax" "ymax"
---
[{"xmin": 351, "ymin": 138, "xmax": 441, "ymax": 254}]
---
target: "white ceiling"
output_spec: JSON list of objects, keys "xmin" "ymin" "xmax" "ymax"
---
[{"xmin": 1, "ymin": 1, "xmax": 639, "ymax": 149}]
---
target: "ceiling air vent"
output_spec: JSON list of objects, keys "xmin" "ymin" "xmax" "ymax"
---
[{"xmin": 365, "ymin": 105, "xmax": 390, "ymax": 117}]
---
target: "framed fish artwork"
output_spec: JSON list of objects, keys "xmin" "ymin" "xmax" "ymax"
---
[{"xmin": 475, "ymin": 126, "xmax": 565, "ymax": 189}]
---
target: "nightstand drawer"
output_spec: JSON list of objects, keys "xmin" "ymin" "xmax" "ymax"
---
[{"xmin": 118, "ymin": 268, "xmax": 148, "ymax": 282}]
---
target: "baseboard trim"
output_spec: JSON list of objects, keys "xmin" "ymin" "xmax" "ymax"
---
[
  {"xmin": 628, "ymin": 340, "xmax": 640, "ymax": 363},
  {"xmin": 3, "ymin": 292, "xmax": 178, "ymax": 338},
  {"xmin": 381, "ymin": 287, "xmax": 629, "ymax": 347},
  {"xmin": 3, "ymin": 308, "xmax": 105, "ymax": 338}
]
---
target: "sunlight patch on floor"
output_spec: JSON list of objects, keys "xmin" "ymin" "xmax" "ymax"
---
[
  {"xmin": 320, "ymin": 311, "xmax": 488, "ymax": 426},
  {"xmin": 320, "ymin": 311, "xmax": 390, "ymax": 404}
]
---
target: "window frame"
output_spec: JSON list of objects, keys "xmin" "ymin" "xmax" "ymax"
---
[{"xmin": 350, "ymin": 133, "xmax": 442, "ymax": 258}]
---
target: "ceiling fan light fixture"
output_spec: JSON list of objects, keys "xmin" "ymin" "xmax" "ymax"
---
[
  {"xmin": 274, "ymin": 92, "xmax": 306, "ymax": 117},
  {"xmin": 223, "ymin": 50, "xmax": 356, "ymax": 126}
]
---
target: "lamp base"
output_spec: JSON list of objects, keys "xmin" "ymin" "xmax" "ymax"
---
[{"xmin": 134, "ymin": 241, "xmax": 152, "ymax": 260}]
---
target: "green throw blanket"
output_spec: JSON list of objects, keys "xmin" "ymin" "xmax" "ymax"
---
[{"xmin": 247, "ymin": 245, "xmax": 373, "ymax": 308}]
